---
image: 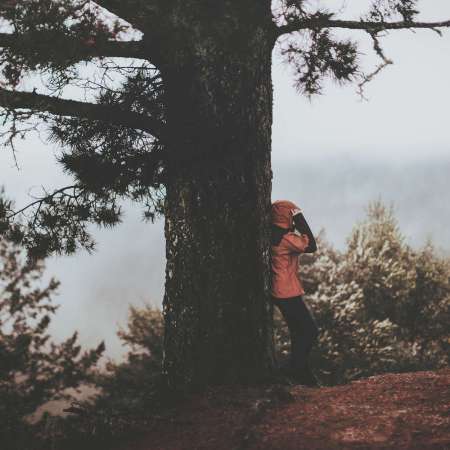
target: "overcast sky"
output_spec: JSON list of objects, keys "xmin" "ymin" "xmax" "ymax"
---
[{"xmin": 1, "ymin": 1, "xmax": 450, "ymax": 360}]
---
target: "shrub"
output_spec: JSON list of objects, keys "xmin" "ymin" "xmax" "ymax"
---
[
  {"xmin": 275, "ymin": 201, "xmax": 450, "ymax": 385},
  {"xmin": 0, "ymin": 236, "xmax": 105, "ymax": 449},
  {"xmin": 40, "ymin": 305, "xmax": 166, "ymax": 450},
  {"xmin": 94, "ymin": 304, "xmax": 164, "ymax": 414}
]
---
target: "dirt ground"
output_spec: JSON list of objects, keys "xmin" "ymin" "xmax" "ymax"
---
[{"xmin": 120, "ymin": 369, "xmax": 450, "ymax": 450}]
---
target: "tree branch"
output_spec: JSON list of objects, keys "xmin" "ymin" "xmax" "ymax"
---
[
  {"xmin": 92, "ymin": 1, "xmax": 164, "ymax": 65},
  {"xmin": 0, "ymin": 88, "xmax": 164, "ymax": 138},
  {"xmin": 0, "ymin": 32, "xmax": 148, "ymax": 61},
  {"xmin": 6, "ymin": 185, "xmax": 80, "ymax": 220},
  {"xmin": 276, "ymin": 18, "xmax": 450, "ymax": 38},
  {"xmin": 357, "ymin": 32, "xmax": 394, "ymax": 100},
  {"xmin": 93, "ymin": 0, "xmax": 152, "ymax": 33}
]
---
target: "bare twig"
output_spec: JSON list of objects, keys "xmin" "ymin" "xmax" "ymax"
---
[{"xmin": 357, "ymin": 32, "xmax": 394, "ymax": 100}]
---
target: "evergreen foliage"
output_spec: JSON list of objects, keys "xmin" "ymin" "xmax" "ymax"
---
[
  {"xmin": 35, "ymin": 200, "xmax": 447, "ymax": 396},
  {"xmin": 95, "ymin": 305, "xmax": 164, "ymax": 413},
  {"xmin": 29, "ymin": 305, "xmax": 166, "ymax": 450},
  {"xmin": 0, "ymin": 234, "xmax": 105, "ymax": 449},
  {"xmin": 1, "ymin": 1, "xmax": 448, "ymax": 258},
  {"xmin": 1, "ymin": 0, "xmax": 449, "ymax": 391},
  {"xmin": 1, "ymin": 201, "xmax": 449, "ymax": 448},
  {"xmin": 275, "ymin": 201, "xmax": 450, "ymax": 384}
]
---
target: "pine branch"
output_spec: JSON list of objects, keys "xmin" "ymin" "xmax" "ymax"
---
[
  {"xmin": 93, "ymin": 0, "xmax": 152, "ymax": 33},
  {"xmin": 0, "ymin": 88, "xmax": 164, "ymax": 138},
  {"xmin": 92, "ymin": 1, "xmax": 163, "ymax": 64},
  {"xmin": 0, "ymin": 32, "xmax": 148, "ymax": 61},
  {"xmin": 276, "ymin": 17, "xmax": 450, "ymax": 38},
  {"xmin": 6, "ymin": 185, "xmax": 80, "ymax": 220}
]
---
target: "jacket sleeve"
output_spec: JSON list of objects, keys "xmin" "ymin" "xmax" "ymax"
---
[
  {"xmin": 283, "ymin": 232, "xmax": 310, "ymax": 254},
  {"xmin": 292, "ymin": 212, "xmax": 317, "ymax": 253}
]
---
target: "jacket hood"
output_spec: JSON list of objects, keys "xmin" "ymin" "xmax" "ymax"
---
[{"xmin": 271, "ymin": 200, "xmax": 300, "ymax": 229}]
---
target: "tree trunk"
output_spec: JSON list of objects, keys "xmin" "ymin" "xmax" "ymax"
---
[{"xmin": 160, "ymin": 4, "xmax": 275, "ymax": 389}]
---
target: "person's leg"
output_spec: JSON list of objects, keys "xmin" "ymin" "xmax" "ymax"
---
[
  {"xmin": 275, "ymin": 296, "xmax": 319, "ymax": 384},
  {"xmin": 274, "ymin": 299, "xmax": 297, "ymax": 373}
]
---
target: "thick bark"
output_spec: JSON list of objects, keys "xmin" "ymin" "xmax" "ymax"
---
[{"xmin": 160, "ymin": 4, "xmax": 275, "ymax": 389}]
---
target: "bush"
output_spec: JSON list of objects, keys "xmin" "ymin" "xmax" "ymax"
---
[
  {"xmin": 94, "ymin": 304, "xmax": 164, "ymax": 414},
  {"xmin": 274, "ymin": 201, "xmax": 450, "ymax": 385},
  {"xmin": 0, "ymin": 236, "xmax": 105, "ymax": 450},
  {"xmin": 39, "ymin": 305, "xmax": 166, "ymax": 450}
]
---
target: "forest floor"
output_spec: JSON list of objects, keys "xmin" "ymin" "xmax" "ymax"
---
[{"xmin": 116, "ymin": 368, "xmax": 450, "ymax": 450}]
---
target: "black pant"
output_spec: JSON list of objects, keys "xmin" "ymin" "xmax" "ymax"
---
[{"xmin": 274, "ymin": 296, "xmax": 319, "ymax": 372}]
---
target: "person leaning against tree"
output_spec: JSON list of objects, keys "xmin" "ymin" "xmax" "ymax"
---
[{"xmin": 270, "ymin": 199, "xmax": 319, "ymax": 387}]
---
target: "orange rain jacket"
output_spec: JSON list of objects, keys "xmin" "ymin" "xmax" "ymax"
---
[{"xmin": 270, "ymin": 200, "xmax": 309, "ymax": 299}]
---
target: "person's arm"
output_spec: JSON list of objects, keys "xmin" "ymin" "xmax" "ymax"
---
[
  {"xmin": 292, "ymin": 210, "xmax": 317, "ymax": 253},
  {"xmin": 283, "ymin": 232, "xmax": 310, "ymax": 254}
]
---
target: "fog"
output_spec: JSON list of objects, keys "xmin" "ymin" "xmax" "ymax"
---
[{"xmin": 1, "ymin": 2, "xmax": 450, "ymax": 359}]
